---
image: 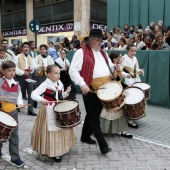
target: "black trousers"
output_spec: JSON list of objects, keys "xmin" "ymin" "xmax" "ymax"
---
[
  {"xmin": 17, "ymin": 75, "xmax": 34, "ymax": 112},
  {"xmin": 81, "ymin": 92, "xmax": 108, "ymax": 151}
]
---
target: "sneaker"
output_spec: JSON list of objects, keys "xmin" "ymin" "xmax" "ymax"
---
[
  {"xmin": 11, "ymin": 159, "xmax": 25, "ymax": 168},
  {"xmin": 81, "ymin": 137, "xmax": 97, "ymax": 145}
]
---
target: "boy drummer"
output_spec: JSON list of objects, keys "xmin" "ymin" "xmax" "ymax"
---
[{"xmin": 0, "ymin": 61, "xmax": 26, "ymax": 168}]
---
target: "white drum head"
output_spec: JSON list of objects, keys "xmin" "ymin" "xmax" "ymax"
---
[
  {"xmin": 133, "ymin": 83, "xmax": 150, "ymax": 90},
  {"xmin": 97, "ymin": 81, "xmax": 122, "ymax": 101},
  {"xmin": 123, "ymin": 87, "xmax": 144, "ymax": 104},
  {"xmin": 54, "ymin": 101, "xmax": 78, "ymax": 112},
  {"xmin": 0, "ymin": 111, "xmax": 17, "ymax": 126}
]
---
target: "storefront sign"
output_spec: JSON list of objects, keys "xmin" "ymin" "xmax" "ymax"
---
[
  {"xmin": 2, "ymin": 29, "xmax": 27, "ymax": 37},
  {"xmin": 90, "ymin": 22, "xmax": 107, "ymax": 31},
  {"xmin": 2, "ymin": 22, "xmax": 107, "ymax": 37}
]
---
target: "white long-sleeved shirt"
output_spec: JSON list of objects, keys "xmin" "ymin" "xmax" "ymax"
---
[
  {"xmin": 31, "ymin": 78, "xmax": 69, "ymax": 102},
  {"xmin": 122, "ymin": 54, "xmax": 142, "ymax": 86},
  {"xmin": 4, "ymin": 77, "xmax": 23, "ymax": 105},
  {"xmin": 55, "ymin": 57, "xmax": 70, "ymax": 68},
  {"xmin": 15, "ymin": 53, "xmax": 35, "ymax": 76},
  {"xmin": 69, "ymin": 48, "xmax": 115, "ymax": 87},
  {"xmin": 35, "ymin": 55, "xmax": 54, "ymax": 72}
]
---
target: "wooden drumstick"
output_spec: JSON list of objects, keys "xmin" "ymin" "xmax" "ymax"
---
[
  {"xmin": 10, "ymin": 104, "xmax": 31, "ymax": 110},
  {"xmin": 0, "ymin": 96, "xmax": 18, "ymax": 99}
]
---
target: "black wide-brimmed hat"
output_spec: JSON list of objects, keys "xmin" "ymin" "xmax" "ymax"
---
[{"xmin": 89, "ymin": 29, "xmax": 103, "ymax": 39}]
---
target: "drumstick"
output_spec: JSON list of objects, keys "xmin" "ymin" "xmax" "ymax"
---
[
  {"xmin": 10, "ymin": 104, "xmax": 31, "ymax": 110},
  {"xmin": 91, "ymin": 87, "xmax": 106, "ymax": 91},
  {"xmin": 0, "ymin": 96, "xmax": 18, "ymax": 99}
]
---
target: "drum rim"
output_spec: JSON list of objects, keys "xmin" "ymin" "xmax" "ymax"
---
[
  {"xmin": 132, "ymin": 82, "xmax": 151, "ymax": 90},
  {"xmin": 123, "ymin": 86, "xmax": 145, "ymax": 104},
  {"xmin": 53, "ymin": 100, "xmax": 79, "ymax": 113},
  {"xmin": 97, "ymin": 81, "xmax": 123, "ymax": 101},
  {"xmin": 0, "ymin": 111, "xmax": 18, "ymax": 127}
]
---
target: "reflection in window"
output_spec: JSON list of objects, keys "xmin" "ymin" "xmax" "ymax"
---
[
  {"xmin": 34, "ymin": 0, "xmax": 51, "ymax": 6},
  {"xmin": 13, "ymin": 0, "xmax": 26, "ymax": 11},
  {"xmin": 1, "ymin": 0, "xmax": 12, "ymax": 14},
  {"xmin": 2, "ymin": 15, "xmax": 13, "ymax": 29}
]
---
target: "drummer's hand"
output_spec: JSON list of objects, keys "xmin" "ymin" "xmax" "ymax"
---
[
  {"xmin": 126, "ymin": 74, "xmax": 131, "ymax": 78},
  {"xmin": 81, "ymin": 84, "xmax": 90, "ymax": 95},
  {"xmin": 18, "ymin": 104, "xmax": 25, "ymax": 109},
  {"xmin": 138, "ymin": 69, "xmax": 144, "ymax": 76},
  {"xmin": 41, "ymin": 99, "xmax": 49, "ymax": 105},
  {"xmin": 40, "ymin": 65, "xmax": 45, "ymax": 69},
  {"xmin": 66, "ymin": 85, "xmax": 71, "ymax": 93}
]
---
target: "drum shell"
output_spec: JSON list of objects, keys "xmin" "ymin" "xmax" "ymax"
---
[
  {"xmin": 97, "ymin": 81, "xmax": 125, "ymax": 109},
  {"xmin": 123, "ymin": 86, "xmax": 146, "ymax": 120},
  {"xmin": 132, "ymin": 82, "xmax": 151, "ymax": 100},
  {"xmin": 53, "ymin": 100, "xmax": 81, "ymax": 128},
  {"xmin": 0, "ymin": 112, "xmax": 18, "ymax": 143},
  {"xmin": 101, "ymin": 93, "xmax": 126, "ymax": 110}
]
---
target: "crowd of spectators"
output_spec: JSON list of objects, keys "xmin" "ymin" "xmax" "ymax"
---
[{"xmin": 4, "ymin": 20, "xmax": 170, "ymax": 55}]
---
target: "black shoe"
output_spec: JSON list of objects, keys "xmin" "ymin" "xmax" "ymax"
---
[
  {"xmin": 121, "ymin": 133, "xmax": 133, "ymax": 139},
  {"xmin": 81, "ymin": 137, "xmax": 97, "ymax": 145},
  {"xmin": 101, "ymin": 147, "xmax": 112, "ymax": 154},
  {"xmin": 128, "ymin": 122, "xmax": 138, "ymax": 129},
  {"xmin": 22, "ymin": 97, "xmax": 28, "ymax": 100},
  {"xmin": 54, "ymin": 156, "xmax": 62, "ymax": 163},
  {"xmin": 28, "ymin": 111, "xmax": 37, "ymax": 116},
  {"xmin": 33, "ymin": 101, "xmax": 37, "ymax": 108},
  {"xmin": 11, "ymin": 159, "xmax": 25, "ymax": 168}
]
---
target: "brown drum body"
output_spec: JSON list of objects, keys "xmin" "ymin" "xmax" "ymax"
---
[
  {"xmin": 97, "ymin": 81, "xmax": 125, "ymax": 110},
  {"xmin": 53, "ymin": 100, "xmax": 81, "ymax": 128},
  {"xmin": 101, "ymin": 94, "xmax": 126, "ymax": 109},
  {"xmin": 0, "ymin": 111, "xmax": 18, "ymax": 143},
  {"xmin": 123, "ymin": 86, "xmax": 146, "ymax": 120},
  {"xmin": 132, "ymin": 82, "xmax": 151, "ymax": 100}
]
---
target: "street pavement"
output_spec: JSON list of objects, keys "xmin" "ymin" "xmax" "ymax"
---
[{"xmin": 0, "ymin": 94, "xmax": 170, "ymax": 170}]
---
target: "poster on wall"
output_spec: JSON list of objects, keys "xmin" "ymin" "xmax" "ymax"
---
[
  {"xmin": 11, "ymin": 39, "xmax": 22, "ymax": 46},
  {"xmin": 47, "ymin": 36, "xmax": 64, "ymax": 44}
]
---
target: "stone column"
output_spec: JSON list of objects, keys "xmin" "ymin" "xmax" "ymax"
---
[
  {"xmin": 26, "ymin": 0, "xmax": 35, "ymax": 41},
  {"xmin": 74, "ymin": 0, "xmax": 90, "ymax": 37}
]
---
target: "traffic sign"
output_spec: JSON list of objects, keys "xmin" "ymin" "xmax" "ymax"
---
[{"xmin": 29, "ymin": 19, "xmax": 41, "ymax": 33}]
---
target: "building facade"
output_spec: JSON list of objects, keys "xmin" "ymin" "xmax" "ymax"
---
[{"xmin": 0, "ymin": 0, "xmax": 107, "ymax": 46}]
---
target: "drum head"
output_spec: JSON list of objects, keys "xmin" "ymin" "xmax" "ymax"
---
[
  {"xmin": 0, "ymin": 111, "xmax": 17, "ymax": 126},
  {"xmin": 54, "ymin": 100, "xmax": 78, "ymax": 112},
  {"xmin": 133, "ymin": 82, "xmax": 150, "ymax": 90},
  {"xmin": 123, "ymin": 87, "xmax": 144, "ymax": 104},
  {"xmin": 97, "ymin": 81, "xmax": 122, "ymax": 101}
]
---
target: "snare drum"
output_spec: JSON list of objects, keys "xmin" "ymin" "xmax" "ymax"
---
[
  {"xmin": 123, "ymin": 86, "xmax": 146, "ymax": 120},
  {"xmin": 0, "ymin": 111, "xmax": 18, "ymax": 143},
  {"xmin": 53, "ymin": 100, "xmax": 81, "ymax": 128},
  {"xmin": 97, "ymin": 81, "xmax": 125, "ymax": 110},
  {"xmin": 132, "ymin": 82, "xmax": 151, "ymax": 100}
]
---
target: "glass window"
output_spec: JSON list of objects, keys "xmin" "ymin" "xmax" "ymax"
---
[
  {"xmin": 34, "ymin": 5, "xmax": 51, "ymax": 24},
  {"xmin": 34, "ymin": 0, "xmax": 51, "ymax": 7},
  {"xmin": 13, "ymin": 0, "xmax": 26, "ymax": 11},
  {"xmin": 1, "ymin": 0, "xmax": 13, "ymax": 14},
  {"xmin": 52, "ymin": 0, "xmax": 73, "ymax": 22},
  {"xmin": 13, "ymin": 11, "xmax": 26, "ymax": 28},
  {"xmin": 1, "ymin": 15, "xmax": 13, "ymax": 29},
  {"xmin": 90, "ymin": 0, "xmax": 107, "ymax": 23}
]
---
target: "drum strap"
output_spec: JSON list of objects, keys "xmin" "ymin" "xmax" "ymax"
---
[{"xmin": 100, "ymin": 50, "xmax": 115, "ymax": 80}]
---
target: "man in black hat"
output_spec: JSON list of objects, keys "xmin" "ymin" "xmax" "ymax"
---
[{"xmin": 69, "ymin": 29, "xmax": 114, "ymax": 154}]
